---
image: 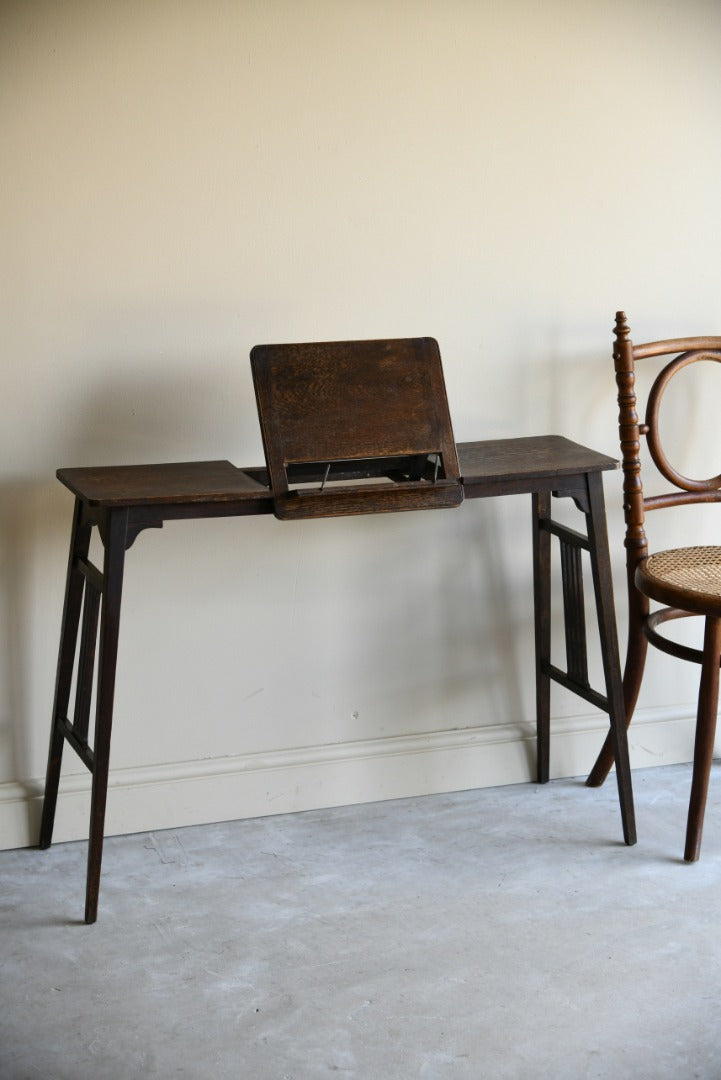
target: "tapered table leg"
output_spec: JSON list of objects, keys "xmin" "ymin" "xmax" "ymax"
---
[
  {"xmin": 85, "ymin": 508, "xmax": 128, "ymax": 924},
  {"xmin": 532, "ymin": 491, "xmax": 552, "ymax": 784}
]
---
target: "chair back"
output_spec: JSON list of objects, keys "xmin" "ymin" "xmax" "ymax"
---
[{"xmin": 614, "ymin": 310, "xmax": 721, "ymax": 569}]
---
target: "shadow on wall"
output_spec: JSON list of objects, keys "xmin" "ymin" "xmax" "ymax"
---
[
  {"xmin": 310, "ymin": 497, "xmax": 536, "ymax": 770},
  {"xmin": 443, "ymin": 500, "xmax": 535, "ymax": 772},
  {"xmin": 60, "ymin": 351, "xmax": 260, "ymax": 468},
  {"xmin": 0, "ymin": 357, "xmax": 260, "ymax": 838},
  {"xmin": 543, "ymin": 341, "xmax": 616, "ymax": 453},
  {"xmin": 0, "ymin": 483, "xmax": 50, "ymax": 805}
]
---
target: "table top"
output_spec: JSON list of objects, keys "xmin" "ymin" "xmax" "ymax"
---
[
  {"xmin": 56, "ymin": 435, "xmax": 617, "ymax": 510},
  {"xmin": 458, "ymin": 436, "xmax": 616, "ymax": 487}
]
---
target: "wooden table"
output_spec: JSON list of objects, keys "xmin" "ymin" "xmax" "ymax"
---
[{"xmin": 39, "ymin": 435, "xmax": 636, "ymax": 922}]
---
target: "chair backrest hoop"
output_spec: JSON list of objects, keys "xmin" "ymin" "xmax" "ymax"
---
[
  {"xmin": 645, "ymin": 349, "xmax": 721, "ymax": 492},
  {"xmin": 613, "ymin": 311, "xmax": 721, "ymax": 565}
]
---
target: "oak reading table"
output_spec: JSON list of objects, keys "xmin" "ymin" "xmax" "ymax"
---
[{"xmin": 39, "ymin": 434, "xmax": 636, "ymax": 923}]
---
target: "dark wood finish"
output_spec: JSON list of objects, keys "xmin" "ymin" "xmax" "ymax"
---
[
  {"xmin": 39, "ymin": 498, "xmax": 93, "ymax": 850},
  {"xmin": 40, "ymin": 425, "xmax": 636, "ymax": 919},
  {"xmin": 587, "ymin": 311, "xmax": 721, "ymax": 861},
  {"xmin": 73, "ymin": 576, "xmax": 100, "ymax": 744},
  {"xmin": 560, "ymin": 535, "xmax": 589, "ymax": 686},
  {"xmin": 532, "ymin": 490, "xmax": 552, "ymax": 785},
  {"xmin": 55, "ymin": 437, "xmax": 617, "ymax": 510},
  {"xmin": 85, "ymin": 508, "xmax": 128, "ymax": 924},
  {"xmin": 458, "ymin": 435, "xmax": 617, "ymax": 492},
  {"xmin": 250, "ymin": 338, "xmax": 462, "ymax": 518},
  {"xmin": 585, "ymin": 469, "xmax": 636, "ymax": 847},
  {"xmin": 685, "ymin": 616, "xmax": 721, "ymax": 861},
  {"xmin": 57, "ymin": 459, "xmax": 269, "ymax": 506}
]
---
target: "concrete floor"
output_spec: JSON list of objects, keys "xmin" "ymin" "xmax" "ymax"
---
[{"xmin": 2, "ymin": 763, "xmax": 721, "ymax": 1080}]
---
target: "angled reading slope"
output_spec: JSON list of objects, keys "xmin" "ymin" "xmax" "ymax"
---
[{"xmin": 250, "ymin": 337, "xmax": 463, "ymax": 519}]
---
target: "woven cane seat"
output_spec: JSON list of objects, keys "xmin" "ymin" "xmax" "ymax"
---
[{"xmin": 637, "ymin": 545, "xmax": 721, "ymax": 618}]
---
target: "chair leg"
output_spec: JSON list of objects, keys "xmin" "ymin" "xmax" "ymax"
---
[
  {"xmin": 684, "ymin": 615, "xmax": 721, "ymax": 862},
  {"xmin": 532, "ymin": 491, "xmax": 551, "ymax": 783},
  {"xmin": 586, "ymin": 574, "xmax": 649, "ymax": 788}
]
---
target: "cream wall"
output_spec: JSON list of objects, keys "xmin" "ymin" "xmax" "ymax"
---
[{"xmin": 3, "ymin": 0, "xmax": 721, "ymax": 848}]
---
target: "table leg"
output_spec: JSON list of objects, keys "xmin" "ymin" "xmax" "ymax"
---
[
  {"xmin": 39, "ymin": 499, "xmax": 92, "ymax": 850},
  {"xmin": 585, "ymin": 473, "xmax": 636, "ymax": 846},
  {"xmin": 85, "ymin": 508, "xmax": 128, "ymax": 924},
  {"xmin": 532, "ymin": 491, "xmax": 552, "ymax": 784}
]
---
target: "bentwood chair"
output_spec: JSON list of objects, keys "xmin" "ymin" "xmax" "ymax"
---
[{"xmin": 587, "ymin": 311, "xmax": 721, "ymax": 860}]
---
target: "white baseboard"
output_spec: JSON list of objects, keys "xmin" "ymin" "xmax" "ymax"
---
[{"xmin": 0, "ymin": 706, "xmax": 698, "ymax": 851}]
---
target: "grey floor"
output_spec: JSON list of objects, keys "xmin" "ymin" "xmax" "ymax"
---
[{"xmin": 2, "ymin": 764, "xmax": 721, "ymax": 1080}]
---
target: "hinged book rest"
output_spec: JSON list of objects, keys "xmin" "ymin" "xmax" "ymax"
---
[{"xmin": 250, "ymin": 336, "xmax": 463, "ymax": 519}]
